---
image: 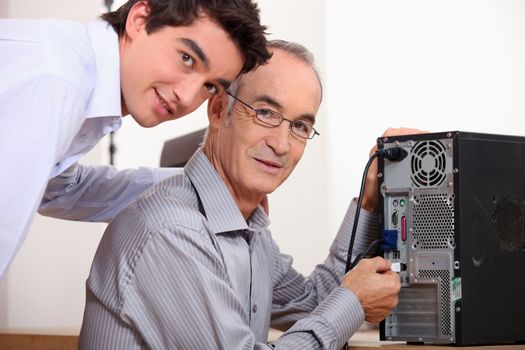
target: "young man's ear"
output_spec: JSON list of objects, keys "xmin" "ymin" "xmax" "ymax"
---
[
  {"xmin": 207, "ymin": 93, "xmax": 228, "ymax": 129},
  {"xmin": 124, "ymin": 0, "xmax": 150, "ymax": 40}
]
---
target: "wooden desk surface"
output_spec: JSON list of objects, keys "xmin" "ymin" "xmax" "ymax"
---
[
  {"xmin": 348, "ymin": 330, "xmax": 525, "ymax": 350},
  {"xmin": 0, "ymin": 333, "xmax": 78, "ymax": 350},
  {"xmin": 1, "ymin": 328, "xmax": 524, "ymax": 349}
]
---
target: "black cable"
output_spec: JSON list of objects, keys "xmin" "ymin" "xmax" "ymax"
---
[
  {"xmin": 344, "ymin": 150, "xmax": 381, "ymax": 273},
  {"xmin": 344, "ymin": 147, "xmax": 408, "ymax": 273},
  {"xmin": 349, "ymin": 238, "xmax": 385, "ymax": 270},
  {"xmin": 342, "ymin": 146, "xmax": 407, "ymax": 350}
]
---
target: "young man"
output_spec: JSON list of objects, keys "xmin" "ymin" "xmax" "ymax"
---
[
  {"xmin": 0, "ymin": 0, "xmax": 270, "ymax": 278},
  {"xmin": 79, "ymin": 40, "xmax": 403, "ymax": 349}
]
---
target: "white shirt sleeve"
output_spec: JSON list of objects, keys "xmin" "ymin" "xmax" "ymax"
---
[
  {"xmin": 0, "ymin": 76, "xmax": 87, "ymax": 277},
  {"xmin": 39, "ymin": 164, "xmax": 183, "ymax": 222}
]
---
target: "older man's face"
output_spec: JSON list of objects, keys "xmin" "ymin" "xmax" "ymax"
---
[{"xmin": 213, "ymin": 49, "xmax": 322, "ymax": 200}]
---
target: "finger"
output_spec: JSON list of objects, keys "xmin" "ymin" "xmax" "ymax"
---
[
  {"xmin": 361, "ymin": 256, "xmax": 391, "ymax": 272},
  {"xmin": 382, "ymin": 127, "xmax": 429, "ymax": 137},
  {"xmin": 382, "ymin": 270, "xmax": 399, "ymax": 277}
]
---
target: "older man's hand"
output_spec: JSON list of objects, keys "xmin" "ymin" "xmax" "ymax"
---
[
  {"xmin": 341, "ymin": 256, "xmax": 401, "ymax": 323},
  {"xmin": 361, "ymin": 127, "xmax": 427, "ymax": 213}
]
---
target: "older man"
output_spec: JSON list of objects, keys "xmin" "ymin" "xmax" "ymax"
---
[{"xmin": 79, "ymin": 40, "xmax": 400, "ymax": 349}]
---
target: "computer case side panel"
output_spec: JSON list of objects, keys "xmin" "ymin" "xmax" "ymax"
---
[{"xmin": 457, "ymin": 132, "xmax": 525, "ymax": 344}]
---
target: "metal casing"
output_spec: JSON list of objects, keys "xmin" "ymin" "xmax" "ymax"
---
[{"xmin": 378, "ymin": 131, "xmax": 525, "ymax": 345}]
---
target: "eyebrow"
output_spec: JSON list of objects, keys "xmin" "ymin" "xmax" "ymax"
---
[
  {"xmin": 180, "ymin": 38, "xmax": 209, "ymax": 69},
  {"xmin": 252, "ymin": 94, "xmax": 317, "ymax": 125},
  {"xmin": 252, "ymin": 94, "xmax": 283, "ymax": 109},
  {"xmin": 179, "ymin": 38, "xmax": 232, "ymax": 91},
  {"xmin": 217, "ymin": 79, "xmax": 231, "ymax": 91}
]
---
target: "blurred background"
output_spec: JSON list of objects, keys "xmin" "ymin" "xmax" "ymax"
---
[{"xmin": 0, "ymin": 0, "xmax": 524, "ymax": 334}]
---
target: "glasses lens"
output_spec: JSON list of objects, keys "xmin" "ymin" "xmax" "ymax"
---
[
  {"xmin": 291, "ymin": 121, "xmax": 313, "ymax": 139},
  {"xmin": 255, "ymin": 109, "xmax": 281, "ymax": 126},
  {"xmin": 250, "ymin": 103, "xmax": 317, "ymax": 140}
]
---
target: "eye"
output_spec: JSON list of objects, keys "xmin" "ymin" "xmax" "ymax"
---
[
  {"xmin": 254, "ymin": 109, "xmax": 281, "ymax": 126},
  {"xmin": 181, "ymin": 52, "xmax": 194, "ymax": 67},
  {"xmin": 255, "ymin": 108, "xmax": 274, "ymax": 119},
  {"xmin": 204, "ymin": 83, "xmax": 218, "ymax": 95},
  {"xmin": 291, "ymin": 121, "xmax": 312, "ymax": 137}
]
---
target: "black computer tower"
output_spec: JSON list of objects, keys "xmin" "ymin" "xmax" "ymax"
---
[{"xmin": 378, "ymin": 131, "xmax": 525, "ymax": 345}]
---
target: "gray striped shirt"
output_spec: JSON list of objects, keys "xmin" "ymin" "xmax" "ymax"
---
[{"xmin": 79, "ymin": 149, "xmax": 380, "ymax": 349}]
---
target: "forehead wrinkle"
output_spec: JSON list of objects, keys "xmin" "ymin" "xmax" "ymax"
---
[{"xmin": 251, "ymin": 94, "xmax": 283, "ymax": 110}]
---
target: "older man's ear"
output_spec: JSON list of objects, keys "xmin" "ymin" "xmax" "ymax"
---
[{"xmin": 207, "ymin": 93, "xmax": 228, "ymax": 128}]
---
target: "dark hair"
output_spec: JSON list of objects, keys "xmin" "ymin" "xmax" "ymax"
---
[{"xmin": 102, "ymin": 0, "xmax": 271, "ymax": 73}]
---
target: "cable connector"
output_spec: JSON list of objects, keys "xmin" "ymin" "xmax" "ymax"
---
[
  {"xmin": 377, "ymin": 147, "xmax": 408, "ymax": 161},
  {"xmin": 390, "ymin": 262, "xmax": 401, "ymax": 272}
]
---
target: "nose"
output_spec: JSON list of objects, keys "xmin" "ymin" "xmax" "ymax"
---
[
  {"xmin": 266, "ymin": 122, "xmax": 291, "ymax": 155},
  {"xmin": 172, "ymin": 77, "xmax": 206, "ymax": 111}
]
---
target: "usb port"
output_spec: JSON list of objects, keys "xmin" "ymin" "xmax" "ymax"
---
[{"xmin": 393, "ymin": 250, "xmax": 400, "ymax": 259}]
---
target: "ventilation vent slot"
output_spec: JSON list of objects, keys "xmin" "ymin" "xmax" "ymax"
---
[
  {"xmin": 411, "ymin": 141, "xmax": 447, "ymax": 188},
  {"xmin": 418, "ymin": 269, "xmax": 451, "ymax": 336},
  {"xmin": 492, "ymin": 196, "xmax": 525, "ymax": 252},
  {"xmin": 386, "ymin": 284, "xmax": 439, "ymax": 338},
  {"xmin": 412, "ymin": 193, "xmax": 455, "ymax": 250}
]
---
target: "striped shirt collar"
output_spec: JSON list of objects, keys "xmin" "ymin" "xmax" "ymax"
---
[{"xmin": 185, "ymin": 149, "xmax": 270, "ymax": 235}]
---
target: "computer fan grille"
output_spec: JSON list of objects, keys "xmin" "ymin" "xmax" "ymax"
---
[{"xmin": 411, "ymin": 140, "xmax": 447, "ymax": 188}]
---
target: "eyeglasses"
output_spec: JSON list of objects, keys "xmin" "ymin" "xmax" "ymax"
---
[{"xmin": 226, "ymin": 92, "xmax": 320, "ymax": 140}]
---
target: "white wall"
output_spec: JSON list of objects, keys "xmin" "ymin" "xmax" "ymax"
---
[
  {"xmin": 326, "ymin": 0, "xmax": 525, "ymax": 235},
  {"xmin": 0, "ymin": 1, "xmax": 7, "ymax": 17},
  {"xmin": 7, "ymin": 0, "xmax": 104, "ymax": 21},
  {"xmin": 2, "ymin": 0, "xmax": 525, "ymax": 335},
  {"xmin": 0, "ymin": 0, "xmax": 106, "ymax": 333}
]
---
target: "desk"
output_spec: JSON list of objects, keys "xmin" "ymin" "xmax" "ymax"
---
[
  {"xmin": 348, "ymin": 330, "xmax": 525, "ymax": 349},
  {"xmin": 268, "ymin": 328, "xmax": 525, "ymax": 349},
  {"xmin": 0, "ymin": 334, "xmax": 77, "ymax": 350},
  {"xmin": 1, "ymin": 329, "xmax": 524, "ymax": 349}
]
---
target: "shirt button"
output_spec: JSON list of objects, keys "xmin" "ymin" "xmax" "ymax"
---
[{"xmin": 252, "ymin": 304, "xmax": 258, "ymax": 313}]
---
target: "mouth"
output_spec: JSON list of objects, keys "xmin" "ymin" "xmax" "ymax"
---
[
  {"xmin": 154, "ymin": 88, "xmax": 174, "ymax": 115},
  {"xmin": 254, "ymin": 157, "xmax": 284, "ymax": 172}
]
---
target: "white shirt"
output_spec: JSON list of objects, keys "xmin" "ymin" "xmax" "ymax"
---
[{"xmin": 0, "ymin": 19, "xmax": 178, "ymax": 278}]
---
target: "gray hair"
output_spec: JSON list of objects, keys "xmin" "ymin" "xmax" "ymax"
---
[
  {"xmin": 226, "ymin": 40, "xmax": 323, "ymax": 119},
  {"xmin": 202, "ymin": 40, "xmax": 322, "ymax": 144}
]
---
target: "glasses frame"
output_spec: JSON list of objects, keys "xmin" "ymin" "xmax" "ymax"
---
[{"xmin": 226, "ymin": 92, "xmax": 320, "ymax": 140}]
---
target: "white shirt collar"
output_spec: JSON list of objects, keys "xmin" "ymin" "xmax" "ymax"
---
[{"xmin": 84, "ymin": 19, "xmax": 122, "ymax": 119}]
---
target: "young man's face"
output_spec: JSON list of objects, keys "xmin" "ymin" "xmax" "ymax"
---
[
  {"xmin": 119, "ymin": 2, "xmax": 244, "ymax": 127},
  {"xmin": 208, "ymin": 49, "xmax": 322, "ymax": 200}
]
